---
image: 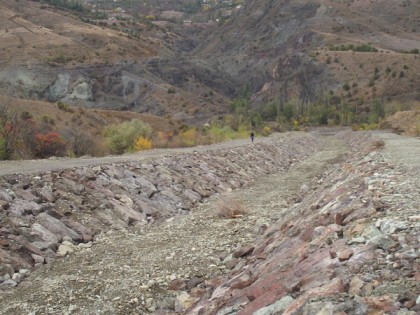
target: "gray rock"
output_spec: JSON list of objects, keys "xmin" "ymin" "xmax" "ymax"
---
[
  {"xmin": 302, "ymin": 302, "xmax": 334, "ymax": 315},
  {"xmin": 38, "ymin": 186, "xmax": 55, "ymax": 202},
  {"xmin": 36, "ymin": 213, "xmax": 81, "ymax": 242},
  {"xmin": 253, "ymin": 295, "xmax": 294, "ymax": 315},
  {"xmin": 12, "ymin": 273, "xmax": 22, "ymax": 283},
  {"xmin": 57, "ymin": 244, "xmax": 74, "ymax": 257},
  {"xmin": 0, "ymin": 189, "xmax": 14, "ymax": 202},
  {"xmin": 30, "ymin": 223, "xmax": 60, "ymax": 248},
  {"xmin": 18, "ymin": 269, "xmax": 31, "ymax": 276},
  {"xmin": 134, "ymin": 177, "xmax": 157, "ymax": 198},
  {"xmin": 183, "ymin": 189, "xmax": 202, "ymax": 204},
  {"xmin": 361, "ymin": 226, "xmax": 383, "ymax": 240},
  {"xmin": 348, "ymin": 237, "xmax": 366, "ymax": 245},
  {"xmin": 9, "ymin": 200, "xmax": 42, "ymax": 216},
  {"xmin": 367, "ymin": 235, "xmax": 396, "ymax": 250},
  {"xmin": 380, "ymin": 220, "xmax": 408, "ymax": 234},
  {"xmin": 0, "ymin": 279, "xmax": 17, "ymax": 288},
  {"xmin": 0, "ymin": 274, "xmax": 11, "ymax": 283}
]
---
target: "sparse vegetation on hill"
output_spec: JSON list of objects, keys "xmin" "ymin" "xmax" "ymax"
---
[
  {"xmin": 328, "ymin": 44, "xmax": 379, "ymax": 53},
  {"xmin": 0, "ymin": 0, "xmax": 419, "ymax": 149}
]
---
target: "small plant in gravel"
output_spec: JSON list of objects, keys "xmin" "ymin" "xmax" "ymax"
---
[{"xmin": 217, "ymin": 198, "xmax": 247, "ymax": 219}]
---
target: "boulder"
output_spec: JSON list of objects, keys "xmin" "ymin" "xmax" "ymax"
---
[{"xmin": 36, "ymin": 213, "xmax": 81, "ymax": 242}]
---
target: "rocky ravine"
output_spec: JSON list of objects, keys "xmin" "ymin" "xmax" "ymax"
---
[{"xmin": 0, "ymin": 130, "xmax": 419, "ymax": 315}]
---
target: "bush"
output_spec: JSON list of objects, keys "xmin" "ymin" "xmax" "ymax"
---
[
  {"xmin": 134, "ymin": 136, "xmax": 153, "ymax": 151},
  {"xmin": 103, "ymin": 119, "xmax": 152, "ymax": 154},
  {"xmin": 20, "ymin": 111, "xmax": 32, "ymax": 120},
  {"xmin": 261, "ymin": 125, "xmax": 272, "ymax": 136},
  {"xmin": 328, "ymin": 44, "xmax": 378, "ymax": 53},
  {"xmin": 57, "ymin": 101, "xmax": 74, "ymax": 113},
  {"xmin": 343, "ymin": 83, "xmax": 350, "ymax": 91},
  {"xmin": 217, "ymin": 198, "xmax": 247, "ymax": 219},
  {"xmin": 34, "ymin": 132, "xmax": 66, "ymax": 158},
  {"xmin": 179, "ymin": 128, "xmax": 198, "ymax": 147}
]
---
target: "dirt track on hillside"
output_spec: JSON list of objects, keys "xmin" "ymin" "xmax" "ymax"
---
[{"xmin": 0, "ymin": 137, "xmax": 274, "ymax": 176}]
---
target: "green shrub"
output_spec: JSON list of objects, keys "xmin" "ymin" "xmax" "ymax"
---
[
  {"xmin": 103, "ymin": 119, "xmax": 152, "ymax": 154},
  {"xmin": 328, "ymin": 44, "xmax": 378, "ymax": 53},
  {"xmin": 343, "ymin": 83, "xmax": 350, "ymax": 91},
  {"xmin": 57, "ymin": 101, "xmax": 74, "ymax": 113}
]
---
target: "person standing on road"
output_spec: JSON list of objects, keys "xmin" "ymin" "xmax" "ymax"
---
[{"xmin": 250, "ymin": 131, "xmax": 255, "ymax": 143}]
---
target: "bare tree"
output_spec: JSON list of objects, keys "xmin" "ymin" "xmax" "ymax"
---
[
  {"xmin": 0, "ymin": 106, "xmax": 23, "ymax": 160},
  {"xmin": 0, "ymin": 106, "xmax": 36, "ymax": 160},
  {"xmin": 62, "ymin": 126, "xmax": 95, "ymax": 157}
]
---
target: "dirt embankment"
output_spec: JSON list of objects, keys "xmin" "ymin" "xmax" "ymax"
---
[{"xmin": 380, "ymin": 109, "xmax": 420, "ymax": 137}]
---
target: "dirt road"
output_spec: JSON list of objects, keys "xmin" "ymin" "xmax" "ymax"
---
[{"xmin": 0, "ymin": 137, "xmax": 271, "ymax": 176}]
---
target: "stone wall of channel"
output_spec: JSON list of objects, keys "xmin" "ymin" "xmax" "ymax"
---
[
  {"xmin": 187, "ymin": 131, "xmax": 419, "ymax": 314},
  {"xmin": 0, "ymin": 132, "xmax": 320, "ymax": 287}
]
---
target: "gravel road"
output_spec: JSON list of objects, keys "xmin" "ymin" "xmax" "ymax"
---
[{"xmin": 0, "ymin": 137, "xmax": 274, "ymax": 176}]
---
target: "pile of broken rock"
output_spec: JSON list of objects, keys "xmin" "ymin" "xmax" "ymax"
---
[{"xmin": 185, "ymin": 132, "xmax": 419, "ymax": 315}]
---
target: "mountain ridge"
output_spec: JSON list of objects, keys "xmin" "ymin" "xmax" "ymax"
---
[{"xmin": 0, "ymin": 0, "xmax": 419, "ymax": 121}]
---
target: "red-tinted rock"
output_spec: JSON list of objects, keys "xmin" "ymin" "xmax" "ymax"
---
[
  {"xmin": 337, "ymin": 249, "xmax": 354, "ymax": 261},
  {"xmin": 283, "ymin": 278, "xmax": 346, "ymax": 315},
  {"xmin": 168, "ymin": 279, "xmax": 187, "ymax": 291},
  {"xmin": 233, "ymin": 245, "xmax": 255, "ymax": 258},
  {"xmin": 230, "ymin": 272, "xmax": 255, "ymax": 290}
]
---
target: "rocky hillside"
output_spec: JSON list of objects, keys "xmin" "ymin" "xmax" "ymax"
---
[
  {"xmin": 194, "ymin": 0, "xmax": 420, "ymax": 107},
  {"xmin": 380, "ymin": 109, "xmax": 420, "ymax": 136},
  {"xmin": 1, "ymin": 0, "xmax": 419, "ymax": 121},
  {"xmin": 0, "ymin": 0, "xmax": 232, "ymax": 119}
]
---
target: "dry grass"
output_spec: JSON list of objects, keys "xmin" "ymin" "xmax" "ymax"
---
[
  {"xmin": 364, "ymin": 139, "xmax": 385, "ymax": 153},
  {"xmin": 380, "ymin": 110, "xmax": 420, "ymax": 136},
  {"xmin": 217, "ymin": 198, "xmax": 247, "ymax": 219}
]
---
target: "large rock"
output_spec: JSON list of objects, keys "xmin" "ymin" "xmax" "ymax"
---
[
  {"xmin": 36, "ymin": 213, "xmax": 81, "ymax": 242},
  {"xmin": 253, "ymin": 295, "xmax": 294, "ymax": 315}
]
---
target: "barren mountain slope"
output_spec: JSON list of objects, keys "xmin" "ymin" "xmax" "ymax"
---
[
  {"xmin": 0, "ymin": 0, "xmax": 232, "ymax": 119},
  {"xmin": 194, "ymin": 0, "xmax": 420, "ymax": 106},
  {"xmin": 0, "ymin": 0, "xmax": 419, "ymax": 119}
]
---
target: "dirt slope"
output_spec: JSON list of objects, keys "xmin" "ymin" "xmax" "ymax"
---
[{"xmin": 380, "ymin": 109, "xmax": 420, "ymax": 136}]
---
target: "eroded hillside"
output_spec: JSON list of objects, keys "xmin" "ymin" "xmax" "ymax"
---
[
  {"xmin": 1, "ymin": 0, "xmax": 419, "ymax": 120},
  {"xmin": 0, "ymin": 0, "xmax": 232, "ymax": 119},
  {"xmin": 194, "ymin": 0, "xmax": 420, "ymax": 107}
]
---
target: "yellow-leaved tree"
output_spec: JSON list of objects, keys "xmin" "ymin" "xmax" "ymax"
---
[{"xmin": 134, "ymin": 136, "xmax": 152, "ymax": 151}]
